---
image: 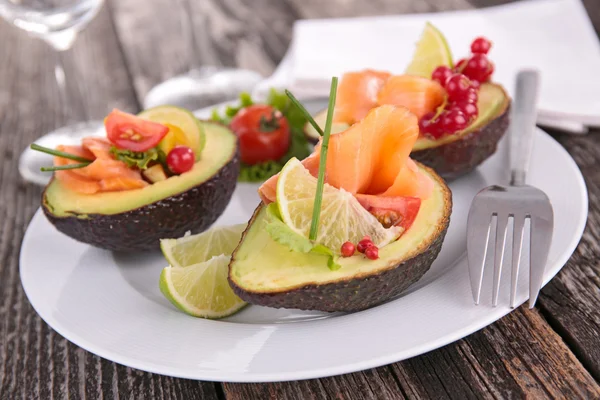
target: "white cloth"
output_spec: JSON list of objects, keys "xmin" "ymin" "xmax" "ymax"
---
[{"xmin": 254, "ymin": 0, "xmax": 600, "ymax": 133}]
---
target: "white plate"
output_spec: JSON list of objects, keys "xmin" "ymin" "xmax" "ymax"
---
[{"xmin": 20, "ymin": 100, "xmax": 587, "ymax": 382}]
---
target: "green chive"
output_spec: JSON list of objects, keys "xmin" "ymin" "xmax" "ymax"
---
[
  {"xmin": 31, "ymin": 143, "xmax": 93, "ymax": 163},
  {"xmin": 308, "ymin": 77, "xmax": 338, "ymax": 241},
  {"xmin": 40, "ymin": 163, "xmax": 90, "ymax": 172},
  {"xmin": 285, "ymin": 89, "xmax": 326, "ymax": 137}
]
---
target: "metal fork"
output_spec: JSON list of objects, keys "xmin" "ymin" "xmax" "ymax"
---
[{"xmin": 467, "ymin": 70, "xmax": 554, "ymax": 308}]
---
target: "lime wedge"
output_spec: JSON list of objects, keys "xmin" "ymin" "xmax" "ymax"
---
[
  {"xmin": 276, "ymin": 158, "xmax": 401, "ymax": 252},
  {"xmin": 160, "ymin": 255, "xmax": 246, "ymax": 318},
  {"xmin": 138, "ymin": 105, "xmax": 205, "ymax": 159},
  {"xmin": 405, "ymin": 22, "xmax": 453, "ymax": 78},
  {"xmin": 160, "ymin": 224, "xmax": 246, "ymax": 268}
]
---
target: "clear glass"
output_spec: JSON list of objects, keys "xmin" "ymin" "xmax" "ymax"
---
[{"xmin": 0, "ymin": 0, "xmax": 105, "ymax": 185}]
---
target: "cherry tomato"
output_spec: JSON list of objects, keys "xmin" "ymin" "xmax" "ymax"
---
[
  {"xmin": 167, "ymin": 146, "xmax": 195, "ymax": 174},
  {"xmin": 229, "ymin": 105, "xmax": 291, "ymax": 165},
  {"xmin": 105, "ymin": 109, "xmax": 169, "ymax": 152}
]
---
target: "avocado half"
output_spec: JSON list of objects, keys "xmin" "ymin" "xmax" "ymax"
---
[
  {"xmin": 228, "ymin": 162, "xmax": 452, "ymax": 312},
  {"xmin": 305, "ymin": 83, "xmax": 510, "ymax": 179},
  {"xmin": 42, "ymin": 121, "xmax": 239, "ymax": 252}
]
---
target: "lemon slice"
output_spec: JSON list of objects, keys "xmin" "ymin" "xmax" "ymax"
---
[
  {"xmin": 138, "ymin": 105, "xmax": 205, "ymax": 159},
  {"xmin": 159, "ymin": 255, "xmax": 246, "ymax": 319},
  {"xmin": 405, "ymin": 22, "xmax": 453, "ymax": 78},
  {"xmin": 160, "ymin": 224, "xmax": 246, "ymax": 268},
  {"xmin": 276, "ymin": 158, "xmax": 401, "ymax": 252}
]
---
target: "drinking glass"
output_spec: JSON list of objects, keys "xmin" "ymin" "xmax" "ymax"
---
[{"xmin": 0, "ymin": 0, "xmax": 105, "ymax": 185}]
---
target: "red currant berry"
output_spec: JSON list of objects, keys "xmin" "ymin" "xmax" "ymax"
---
[
  {"xmin": 462, "ymin": 87, "xmax": 478, "ymax": 104},
  {"xmin": 365, "ymin": 246, "xmax": 379, "ymax": 260},
  {"xmin": 166, "ymin": 146, "xmax": 195, "ymax": 174},
  {"xmin": 419, "ymin": 112, "xmax": 443, "ymax": 138},
  {"xmin": 453, "ymin": 102, "xmax": 478, "ymax": 121},
  {"xmin": 440, "ymin": 109, "xmax": 469, "ymax": 133},
  {"xmin": 480, "ymin": 61, "xmax": 495, "ymax": 82},
  {"xmin": 357, "ymin": 238, "xmax": 374, "ymax": 253},
  {"xmin": 471, "ymin": 37, "xmax": 492, "ymax": 54},
  {"xmin": 431, "ymin": 66, "xmax": 453, "ymax": 87},
  {"xmin": 470, "ymin": 80, "xmax": 481, "ymax": 89},
  {"xmin": 445, "ymin": 73, "xmax": 472, "ymax": 102},
  {"xmin": 454, "ymin": 58, "xmax": 467, "ymax": 72},
  {"xmin": 340, "ymin": 241, "xmax": 356, "ymax": 257},
  {"xmin": 462, "ymin": 54, "xmax": 491, "ymax": 83}
]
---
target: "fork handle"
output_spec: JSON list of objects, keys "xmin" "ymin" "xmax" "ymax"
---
[{"xmin": 510, "ymin": 69, "xmax": 541, "ymax": 186}]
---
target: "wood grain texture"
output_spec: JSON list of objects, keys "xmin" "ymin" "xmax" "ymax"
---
[
  {"xmin": 224, "ymin": 308, "xmax": 599, "ymax": 400},
  {"xmin": 0, "ymin": 5, "xmax": 219, "ymax": 400},
  {"xmin": 1, "ymin": 0, "xmax": 600, "ymax": 398}
]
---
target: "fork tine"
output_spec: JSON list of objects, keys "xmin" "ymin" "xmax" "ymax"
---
[
  {"xmin": 529, "ymin": 211, "xmax": 554, "ymax": 308},
  {"xmin": 467, "ymin": 208, "xmax": 493, "ymax": 305},
  {"xmin": 510, "ymin": 215, "xmax": 526, "ymax": 308},
  {"xmin": 492, "ymin": 214, "xmax": 509, "ymax": 306}
]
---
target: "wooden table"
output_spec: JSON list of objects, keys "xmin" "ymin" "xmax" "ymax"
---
[{"xmin": 1, "ymin": 0, "xmax": 599, "ymax": 398}]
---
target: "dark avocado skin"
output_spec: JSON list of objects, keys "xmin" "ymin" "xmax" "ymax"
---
[
  {"xmin": 411, "ymin": 104, "xmax": 510, "ymax": 180},
  {"xmin": 42, "ymin": 152, "xmax": 240, "ymax": 252},
  {"xmin": 228, "ymin": 164, "xmax": 452, "ymax": 312}
]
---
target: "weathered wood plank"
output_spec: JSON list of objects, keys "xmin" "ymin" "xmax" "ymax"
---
[
  {"xmin": 0, "ymin": 5, "xmax": 219, "ymax": 400},
  {"xmin": 536, "ymin": 130, "xmax": 600, "ymax": 381},
  {"xmin": 224, "ymin": 308, "xmax": 600, "ymax": 399}
]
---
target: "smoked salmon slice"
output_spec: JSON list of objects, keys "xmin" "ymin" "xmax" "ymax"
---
[
  {"xmin": 333, "ymin": 69, "xmax": 391, "ymax": 125},
  {"xmin": 54, "ymin": 138, "xmax": 148, "ymax": 194},
  {"xmin": 377, "ymin": 75, "xmax": 446, "ymax": 119},
  {"xmin": 258, "ymin": 104, "xmax": 433, "ymax": 205}
]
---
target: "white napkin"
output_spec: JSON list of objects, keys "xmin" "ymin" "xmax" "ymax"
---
[{"xmin": 254, "ymin": 0, "xmax": 600, "ymax": 133}]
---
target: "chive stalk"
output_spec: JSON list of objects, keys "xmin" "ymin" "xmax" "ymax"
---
[
  {"xmin": 308, "ymin": 77, "xmax": 337, "ymax": 241},
  {"xmin": 40, "ymin": 163, "xmax": 91, "ymax": 172},
  {"xmin": 30, "ymin": 143, "xmax": 93, "ymax": 163},
  {"xmin": 284, "ymin": 89, "xmax": 326, "ymax": 137}
]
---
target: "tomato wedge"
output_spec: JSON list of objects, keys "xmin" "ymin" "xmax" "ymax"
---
[
  {"xmin": 355, "ymin": 194, "xmax": 421, "ymax": 230},
  {"xmin": 105, "ymin": 109, "xmax": 169, "ymax": 152}
]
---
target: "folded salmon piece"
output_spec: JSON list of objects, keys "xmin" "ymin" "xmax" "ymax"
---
[
  {"xmin": 333, "ymin": 69, "xmax": 391, "ymax": 125},
  {"xmin": 258, "ymin": 105, "xmax": 433, "ymax": 204},
  {"xmin": 54, "ymin": 138, "xmax": 148, "ymax": 194}
]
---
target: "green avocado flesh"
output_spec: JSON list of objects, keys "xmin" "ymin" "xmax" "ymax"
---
[
  {"xmin": 45, "ymin": 122, "xmax": 235, "ymax": 217},
  {"xmin": 228, "ymin": 163, "xmax": 452, "ymax": 312},
  {"xmin": 304, "ymin": 83, "xmax": 507, "ymax": 148},
  {"xmin": 42, "ymin": 121, "xmax": 240, "ymax": 252}
]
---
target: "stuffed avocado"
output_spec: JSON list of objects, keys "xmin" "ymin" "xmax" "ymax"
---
[
  {"xmin": 39, "ymin": 106, "xmax": 239, "ymax": 252},
  {"xmin": 304, "ymin": 24, "xmax": 510, "ymax": 179},
  {"xmin": 229, "ymin": 162, "xmax": 451, "ymax": 312},
  {"xmin": 228, "ymin": 78, "xmax": 453, "ymax": 313},
  {"xmin": 306, "ymin": 83, "xmax": 509, "ymax": 179}
]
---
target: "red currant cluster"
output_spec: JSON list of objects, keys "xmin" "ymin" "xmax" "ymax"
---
[
  {"xmin": 340, "ymin": 236, "xmax": 379, "ymax": 260},
  {"xmin": 420, "ymin": 37, "xmax": 494, "ymax": 140}
]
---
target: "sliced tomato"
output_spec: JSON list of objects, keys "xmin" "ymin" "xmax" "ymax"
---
[
  {"xmin": 105, "ymin": 109, "xmax": 169, "ymax": 152},
  {"xmin": 355, "ymin": 194, "xmax": 421, "ymax": 230}
]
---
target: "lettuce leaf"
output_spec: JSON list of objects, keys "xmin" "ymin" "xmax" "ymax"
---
[
  {"xmin": 110, "ymin": 147, "xmax": 165, "ymax": 170},
  {"xmin": 264, "ymin": 204, "xmax": 340, "ymax": 271}
]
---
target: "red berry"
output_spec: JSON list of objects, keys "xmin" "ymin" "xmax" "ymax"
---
[
  {"xmin": 340, "ymin": 241, "xmax": 356, "ymax": 257},
  {"xmin": 357, "ymin": 238, "xmax": 374, "ymax": 253},
  {"xmin": 166, "ymin": 146, "xmax": 195, "ymax": 174},
  {"xmin": 470, "ymin": 80, "xmax": 481, "ymax": 89},
  {"xmin": 462, "ymin": 54, "xmax": 491, "ymax": 83},
  {"xmin": 454, "ymin": 58, "xmax": 467, "ymax": 72},
  {"xmin": 471, "ymin": 37, "xmax": 492, "ymax": 54},
  {"xmin": 453, "ymin": 102, "xmax": 478, "ymax": 121},
  {"xmin": 462, "ymin": 87, "xmax": 478, "ymax": 104},
  {"xmin": 365, "ymin": 246, "xmax": 379, "ymax": 260},
  {"xmin": 445, "ymin": 73, "xmax": 473, "ymax": 102},
  {"xmin": 440, "ymin": 109, "xmax": 469, "ymax": 133},
  {"xmin": 419, "ymin": 112, "xmax": 444, "ymax": 139},
  {"xmin": 431, "ymin": 66, "xmax": 453, "ymax": 87}
]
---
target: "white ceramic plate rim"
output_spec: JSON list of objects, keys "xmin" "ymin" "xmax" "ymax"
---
[{"xmin": 20, "ymin": 125, "xmax": 588, "ymax": 382}]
